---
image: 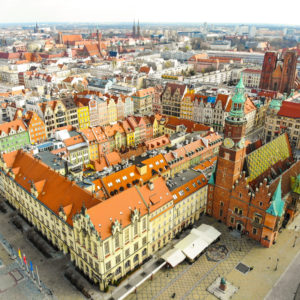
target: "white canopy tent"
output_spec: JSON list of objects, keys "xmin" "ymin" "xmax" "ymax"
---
[
  {"xmin": 194, "ymin": 224, "xmax": 221, "ymax": 244},
  {"xmin": 174, "ymin": 233, "xmax": 209, "ymax": 260},
  {"xmin": 161, "ymin": 248, "xmax": 186, "ymax": 267}
]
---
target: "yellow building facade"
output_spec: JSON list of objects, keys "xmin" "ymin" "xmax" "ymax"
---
[{"xmin": 0, "ymin": 151, "xmax": 208, "ymax": 292}]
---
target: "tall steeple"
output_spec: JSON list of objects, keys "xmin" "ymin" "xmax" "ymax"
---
[
  {"xmin": 132, "ymin": 19, "xmax": 136, "ymax": 38},
  {"xmin": 137, "ymin": 19, "xmax": 141, "ymax": 38},
  {"xmin": 227, "ymin": 76, "xmax": 246, "ymax": 122}
]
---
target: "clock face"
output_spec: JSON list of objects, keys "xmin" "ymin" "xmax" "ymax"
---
[{"xmin": 224, "ymin": 138, "xmax": 234, "ymax": 149}]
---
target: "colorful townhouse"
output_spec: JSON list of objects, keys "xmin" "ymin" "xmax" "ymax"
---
[
  {"xmin": 81, "ymin": 126, "xmax": 109, "ymax": 161},
  {"xmin": 121, "ymin": 119, "xmax": 135, "ymax": 147},
  {"xmin": 132, "ymin": 87, "xmax": 154, "ymax": 115},
  {"xmin": 64, "ymin": 134, "xmax": 90, "ymax": 167},
  {"xmin": 75, "ymin": 98, "xmax": 90, "ymax": 130},
  {"xmin": 39, "ymin": 100, "xmax": 68, "ymax": 138},
  {"xmin": 20, "ymin": 111, "xmax": 47, "ymax": 144},
  {"xmin": 0, "ymin": 119, "xmax": 30, "ymax": 153}
]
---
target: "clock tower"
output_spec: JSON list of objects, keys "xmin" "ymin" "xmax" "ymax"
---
[{"xmin": 208, "ymin": 77, "xmax": 247, "ymax": 221}]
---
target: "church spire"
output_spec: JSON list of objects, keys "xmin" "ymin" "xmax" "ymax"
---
[
  {"xmin": 132, "ymin": 19, "xmax": 136, "ymax": 38},
  {"xmin": 137, "ymin": 19, "xmax": 140, "ymax": 38},
  {"xmin": 228, "ymin": 76, "xmax": 246, "ymax": 121}
]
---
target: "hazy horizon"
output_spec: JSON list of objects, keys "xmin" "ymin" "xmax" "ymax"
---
[{"xmin": 1, "ymin": 0, "xmax": 300, "ymax": 26}]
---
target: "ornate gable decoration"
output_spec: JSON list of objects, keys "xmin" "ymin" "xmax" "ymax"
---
[
  {"xmin": 130, "ymin": 208, "xmax": 140, "ymax": 223},
  {"xmin": 111, "ymin": 219, "xmax": 122, "ymax": 235}
]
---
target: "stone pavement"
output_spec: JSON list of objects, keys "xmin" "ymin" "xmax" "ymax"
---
[
  {"xmin": 125, "ymin": 217, "xmax": 257, "ymax": 300},
  {"xmin": 124, "ymin": 215, "xmax": 300, "ymax": 300},
  {"xmin": 0, "ymin": 240, "xmax": 53, "ymax": 300},
  {"xmin": 264, "ymin": 251, "xmax": 300, "ymax": 300}
]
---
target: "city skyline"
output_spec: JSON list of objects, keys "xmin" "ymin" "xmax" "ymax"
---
[{"xmin": 1, "ymin": 0, "xmax": 300, "ymax": 26}]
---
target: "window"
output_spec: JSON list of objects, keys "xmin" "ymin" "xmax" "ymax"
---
[
  {"xmin": 134, "ymin": 242, "xmax": 138, "ymax": 251},
  {"xmin": 106, "ymin": 261, "xmax": 111, "ymax": 271},
  {"xmin": 122, "ymin": 176, "xmax": 127, "ymax": 180},
  {"xmin": 252, "ymin": 228, "xmax": 257, "ymax": 235},
  {"xmin": 104, "ymin": 241, "xmax": 110, "ymax": 255},
  {"xmin": 134, "ymin": 223, "xmax": 138, "ymax": 236},
  {"xmin": 116, "ymin": 179, "xmax": 121, "ymax": 183},
  {"xmin": 230, "ymin": 217, "xmax": 234, "ymax": 224},
  {"xmin": 115, "ymin": 254, "xmax": 121, "ymax": 264},
  {"xmin": 125, "ymin": 248, "xmax": 130, "ymax": 257},
  {"xmin": 108, "ymin": 182, "xmax": 113, "ymax": 187},
  {"xmin": 142, "ymin": 237, "xmax": 147, "ymax": 245},
  {"xmin": 125, "ymin": 260, "xmax": 130, "ymax": 268},
  {"xmin": 259, "ymin": 202, "xmax": 263, "ymax": 207},
  {"xmin": 142, "ymin": 218, "xmax": 146, "ymax": 231},
  {"xmin": 125, "ymin": 229, "xmax": 129, "ymax": 243},
  {"xmin": 220, "ymin": 201, "xmax": 224, "ymax": 207},
  {"xmin": 142, "ymin": 248, "xmax": 147, "ymax": 256},
  {"xmin": 114, "ymin": 233, "xmax": 120, "ymax": 249},
  {"xmin": 234, "ymin": 207, "xmax": 238, "ymax": 214},
  {"xmin": 254, "ymin": 216, "xmax": 261, "ymax": 224},
  {"xmin": 219, "ymin": 209, "xmax": 223, "ymax": 217}
]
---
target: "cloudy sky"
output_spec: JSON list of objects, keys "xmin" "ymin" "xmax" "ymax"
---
[{"xmin": 1, "ymin": 0, "xmax": 299, "ymax": 25}]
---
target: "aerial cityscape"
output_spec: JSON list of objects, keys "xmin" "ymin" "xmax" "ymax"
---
[{"xmin": 0, "ymin": 1, "xmax": 300, "ymax": 300}]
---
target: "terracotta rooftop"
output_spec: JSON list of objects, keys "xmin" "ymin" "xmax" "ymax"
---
[
  {"xmin": 2, "ymin": 151, "xmax": 101, "ymax": 225},
  {"xmin": 277, "ymin": 101, "xmax": 300, "ymax": 119}
]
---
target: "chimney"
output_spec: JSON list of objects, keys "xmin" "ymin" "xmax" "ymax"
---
[
  {"xmin": 64, "ymin": 161, "xmax": 69, "ymax": 176},
  {"xmin": 148, "ymin": 181, "xmax": 154, "ymax": 190}
]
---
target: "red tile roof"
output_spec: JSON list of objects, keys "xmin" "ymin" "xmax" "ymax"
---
[{"xmin": 277, "ymin": 101, "xmax": 300, "ymax": 118}]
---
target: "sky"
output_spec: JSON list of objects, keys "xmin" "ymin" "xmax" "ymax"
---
[{"xmin": 1, "ymin": 0, "xmax": 299, "ymax": 26}]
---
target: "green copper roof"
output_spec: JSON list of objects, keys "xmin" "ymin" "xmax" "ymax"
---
[
  {"xmin": 236, "ymin": 76, "xmax": 245, "ymax": 89},
  {"xmin": 266, "ymin": 178, "xmax": 285, "ymax": 217},
  {"xmin": 291, "ymin": 174, "xmax": 300, "ymax": 194},
  {"xmin": 269, "ymin": 99, "xmax": 282, "ymax": 110},
  {"xmin": 208, "ymin": 168, "xmax": 216, "ymax": 185},
  {"xmin": 229, "ymin": 77, "xmax": 246, "ymax": 118}
]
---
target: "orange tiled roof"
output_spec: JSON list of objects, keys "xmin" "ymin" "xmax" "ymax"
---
[
  {"xmin": 0, "ymin": 119, "xmax": 27, "ymax": 135},
  {"xmin": 145, "ymin": 134, "xmax": 170, "ymax": 150},
  {"xmin": 164, "ymin": 116, "xmax": 210, "ymax": 133},
  {"xmin": 87, "ymin": 177, "xmax": 171, "ymax": 240},
  {"xmin": 171, "ymin": 173, "xmax": 207, "ymax": 204},
  {"xmin": 244, "ymin": 97, "xmax": 257, "ymax": 114},
  {"xmin": 101, "ymin": 153, "xmax": 168, "ymax": 195},
  {"xmin": 62, "ymin": 34, "xmax": 83, "ymax": 43},
  {"xmin": 133, "ymin": 87, "xmax": 155, "ymax": 98},
  {"xmin": 139, "ymin": 66, "xmax": 151, "ymax": 74},
  {"xmin": 2, "ymin": 151, "xmax": 100, "ymax": 225},
  {"xmin": 64, "ymin": 135, "xmax": 86, "ymax": 147}
]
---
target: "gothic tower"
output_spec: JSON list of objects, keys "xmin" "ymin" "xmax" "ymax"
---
[
  {"xmin": 207, "ymin": 77, "xmax": 247, "ymax": 222},
  {"xmin": 279, "ymin": 51, "xmax": 298, "ymax": 94},
  {"xmin": 132, "ymin": 20, "xmax": 136, "ymax": 38},
  {"xmin": 137, "ymin": 20, "xmax": 141, "ymax": 38},
  {"xmin": 259, "ymin": 52, "xmax": 278, "ymax": 90},
  {"xmin": 97, "ymin": 29, "xmax": 103, "ymax": 58}
]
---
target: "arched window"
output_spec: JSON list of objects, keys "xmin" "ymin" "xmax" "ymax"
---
[
  {"xmin": 142, "ymin": 248, "xmax": 147, "ymax": 256},
  {"xmin": 133, "ymin": 254, "xmax": 139, "ymax": 262},
  {"xmin": 115, "ymin": 267, "xmax": 121, "ymax": 275},
  {"xmin": 125, "ymin": 260, "xmax": 130, "ymax": 268}
]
